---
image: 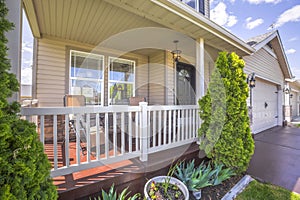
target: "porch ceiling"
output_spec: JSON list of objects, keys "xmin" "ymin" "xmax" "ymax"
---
[{"xmin": 23, "ymin": 0, "xmax": 254, "ymax": 56}]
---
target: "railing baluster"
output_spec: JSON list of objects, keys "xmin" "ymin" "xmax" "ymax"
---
[
  {"xmin": 163, "ymin": 110, "xmax": 167, "ymax": 145},
  {"xmin": 113, "ymin": 112, "xmax": 117, "ymax": 157},
  {"xmin": 64, "ymin": 114, "xmax": 70, "ymax": 167},
  {"xmin": 105, "ymin": 112, "xmax": 109, "ymax": 158},
  {"xmin": 189, "ymin": 109, "xmax": 192, "ymax": 139},
  {"xmin": 173, "ymin": 110, "xmax": 176, "ymax": 143},
  {"xmin": 177, "ymin": 109, "xmax": 181, "ymax": 142},
  {"xmin": 53, "ymin": 115, "xmax": 58, "ymax": 170},
  {"xmin": 96, "ymin": 113, "xmax": 100, "ymax": 160},
  {"xmin": 148, "ymin": 111, "xmax": 151, "ymax": 148},
  {"xmin": 135, "ymin": 112, "xmax": 139, "ymax": 151},
  {"xmin": 121, "ymin": 112, "xmax": 125, "ymax": 155},
  {"xmin": 158, "ymin": 110, "xmax": 162, "ymax": 146},
  {"xmin": 153, "ymin": 111, "xmax": 156, "ymax": 147},
  {"xmin": 75, "ymin": 114, "xmax": 81, "ymax": 165},
  {"xmin": 128, "ymin": 112, "xmax": 132, "ymax": 153},
  {"xmin": 86, "ymin": 113, "xmax": 91, "ymax": 162},
  {"xmin": 185, "ymin": 109, "xmax": 188, "ymax": 140},
  {"xmin": 40, "ymin": 115, "xmax": 45, "ymax": 145},
  {"xmin": 168, "ymin": 110, "xmax": 171, "ymax": 144}
]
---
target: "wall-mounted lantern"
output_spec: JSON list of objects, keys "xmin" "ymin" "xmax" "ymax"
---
[{"xmin": 171, "ymin": 40, "xmax": 182, "ymax": 63}]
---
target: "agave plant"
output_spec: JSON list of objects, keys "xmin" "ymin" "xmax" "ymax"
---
[
  {"xmin": 210, "ymin": 163, "xmax": 236, "ymax": 186},
  {"xmin": 90, "ymin": 184, "xmax": 141, "ymax": 200},
  {"xmin": 174, "ymin": 160, "xmax": 213, "ymax": 191}
]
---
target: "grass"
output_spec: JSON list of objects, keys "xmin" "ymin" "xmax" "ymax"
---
[{"xmin": 236, "ymin": 180, "xmax": 300, "ymax": 200}]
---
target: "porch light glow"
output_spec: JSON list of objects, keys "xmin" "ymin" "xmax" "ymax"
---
[{"xmin": 171, "ymin": 40, "xmax": 182, "ymax": 62}]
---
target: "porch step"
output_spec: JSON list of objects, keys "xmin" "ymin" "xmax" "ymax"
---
[{"xmin": 55, "ymin": 142, "xmax": 203, "ymax": 200}]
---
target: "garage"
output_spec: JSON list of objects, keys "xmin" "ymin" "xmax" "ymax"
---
[
  {"xmin": 290, "ymin": 91, "xmax": 298, "ymax": 117},
  {"xmin": 252, "ymin": 79, "xmax": 279, "ymax": 133}
]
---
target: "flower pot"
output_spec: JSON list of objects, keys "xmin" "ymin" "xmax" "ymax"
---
[{"xmin": 144, "ymin": 176, "xmax": 189, "ymax": 200}]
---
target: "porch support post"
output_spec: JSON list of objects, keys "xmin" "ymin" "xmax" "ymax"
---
[
  {"xmin": 196, "ymin": 38, "xmax": 205, "ymax": 102},
  {"xmin": 6, "ymin": 0, "xmax": 22, "ymax": 102},
  {"xmin": 284, "ymin": 82, "xmax": 291, "ymax": 123},
  {"xmin": 139, "ymin": 102, "xmax": 148, "ymax": 161}
]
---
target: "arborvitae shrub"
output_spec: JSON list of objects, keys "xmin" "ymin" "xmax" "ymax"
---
[
  {"xmin": 198, "ymin": 51, "xmax": 254, "ymax": 173},
  {"xmin": 0, "ymin": 1, "xmax": 57, "ymax": 199}
]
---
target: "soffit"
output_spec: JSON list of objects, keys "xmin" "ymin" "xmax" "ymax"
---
[{"xmin": 23, "ymin": 0, "xmax": 254, "ymax": 56}]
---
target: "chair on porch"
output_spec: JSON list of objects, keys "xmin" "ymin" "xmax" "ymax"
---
[
  {"xmin": 63, "ymin": 95, "xmax": 88, "ymax": 156},
  {"xmin": 129, "ymin": 96, "xmax": 146, "ymax": 122}
]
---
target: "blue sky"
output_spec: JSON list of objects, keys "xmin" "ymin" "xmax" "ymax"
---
[
  {"xmin": 210, "ymin": 0, "xmax": 300, "ymax": 79},
  {"xmin": 21, "ymin": 0, "xmax": 300, "ymax": 84}
]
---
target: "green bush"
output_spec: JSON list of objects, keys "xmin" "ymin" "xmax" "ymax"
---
[
  {"xmin": 0, "ymin": 1, "xmax": 57, "ymax": 199},
  {"xmin": 198, "ymin": 52, "xmax": 255, "ymax": 173}
]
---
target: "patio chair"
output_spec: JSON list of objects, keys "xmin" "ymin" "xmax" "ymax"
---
[
  {"xmin": 129, "ymin": 96, "xmax": 146, "ymax": 122},
  {"xmin": 63, "ymin": 94, "xmax": 88, "ymax": 155}
]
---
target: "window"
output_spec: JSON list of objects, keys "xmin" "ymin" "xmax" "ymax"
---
[
  {"xmin": 181, "ymin": 0, "xmax": 205, "ymax": 15},
  {"xmin": 70, "ymin": 50, "xmax": 104, "ymax": 105},
  {"xmin": 108, "ymin": 57, "xmax": 135, "ymax": 105}
]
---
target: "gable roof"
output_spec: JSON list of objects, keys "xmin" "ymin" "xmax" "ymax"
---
[{"xmin": 246, "ymin": 30, "xmax": 293, "ymax": 79}]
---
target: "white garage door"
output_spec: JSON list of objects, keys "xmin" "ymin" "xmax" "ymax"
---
[{"xmin": 252, "ymin": 80, "xmax": 278, "ymax": 134}]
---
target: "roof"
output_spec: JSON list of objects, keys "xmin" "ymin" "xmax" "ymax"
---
[
  {"xmin": 22, "ymin": 0, "xmax": 254, "ymax": 56},
  {"xmin": 246, "ymin": 30, "xmax": 293, "ymax": 79}
]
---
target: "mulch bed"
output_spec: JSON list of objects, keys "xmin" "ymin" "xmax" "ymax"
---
[{"xmin": 201, "ymin": 174, "xmax": 245, "ymax": 200}]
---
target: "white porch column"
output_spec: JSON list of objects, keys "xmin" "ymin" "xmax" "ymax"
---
[
  {"xmin": 283, "ymin": 82, "xmax": 291, "ymax": 123},
  {"xmin": 6, "ymin": 0, "xmax": 22, "ymax": 102},
  {"xmin": 196, "ymin": 38, "xmax": 205, "ymax": 101}
]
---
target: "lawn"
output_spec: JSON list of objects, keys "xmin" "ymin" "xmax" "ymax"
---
[{"xmin": 236, "ymin": 180, "xmax": 300, "ymax": 200}]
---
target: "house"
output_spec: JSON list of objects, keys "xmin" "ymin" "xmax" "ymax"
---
[
  {"xmin": 5, "ymin": 0, "xmax": 295, "ymax": 198},
  {"xmin": 288, "ymin": 80, "xmax": 300, "ymax": 120},
  {"xmin": 244, "ymin": 30, "xmax": 293, "ymax": 133}
]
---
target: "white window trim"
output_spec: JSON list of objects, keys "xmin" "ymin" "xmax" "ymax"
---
[
  {"xmin": 69, "ymin": 50, "xmax": 105, "ymax": 106},
  {"xmin": 108, "ymin": 56, "xmax": 136, "ymax": 105}
]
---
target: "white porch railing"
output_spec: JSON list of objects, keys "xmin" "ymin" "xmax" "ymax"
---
[{"xmin": 21, "ymin": 103, "xmax": 200, "ymax": 177}]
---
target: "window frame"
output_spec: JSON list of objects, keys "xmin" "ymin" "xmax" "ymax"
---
[
  {"xmin": 69, "ymin": 50, "xmax": 105, "ymax": 106},
  {"xmin": 180, "ymin": 0, "xmax": 205, "ymax": 15},
  {"xmin": 108, "ymin": 56, "xmax": 136, "ymax": 105}
]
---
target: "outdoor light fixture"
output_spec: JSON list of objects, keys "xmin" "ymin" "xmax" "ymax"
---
[
  {"xmin": 171, "ymin": 40, "xmax": 182, "ymax": 62},
  {"xmin": 247, "ymin": 72, "xmax": 256, "ymax": 88},
  {"xmin": 284, "ymin": 87, "xmax": 290, "ymax": 94},
  {"xmin": 290, "ymin": 94, "xmax": 293, "ymax": 98}
]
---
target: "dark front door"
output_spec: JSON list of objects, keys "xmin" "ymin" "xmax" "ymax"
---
[{"xmin": 176, "ymin": 62, "xmax": 196, "ymax": 105}]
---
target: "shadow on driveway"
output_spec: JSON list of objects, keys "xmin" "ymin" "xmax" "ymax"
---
[{"xmin": 247, "ymin": 126, "xmax": 300, "ymax": 194}]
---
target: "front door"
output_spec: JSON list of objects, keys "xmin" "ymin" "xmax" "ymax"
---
[{"xmin": 176, "ymin": 62, "xmax": 196, "ymax": 105}]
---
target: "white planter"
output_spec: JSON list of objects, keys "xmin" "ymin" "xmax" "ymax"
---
[
  {"xmin": 144, "ymin": 176, "xmax": 189, "ymax": 200},
  {"xmin": 193, "ymin": 190, "xmax": 202, "ymax": 200}
]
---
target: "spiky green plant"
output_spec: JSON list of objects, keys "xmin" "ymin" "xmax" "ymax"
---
[{"xmin": 90, "ymin": 184, "xmax": 140, "ymax": 200}]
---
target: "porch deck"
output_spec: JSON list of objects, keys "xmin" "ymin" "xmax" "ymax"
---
[{"xmin": 54, "ymin": 143, "xmax": 202, "ymax": 200}]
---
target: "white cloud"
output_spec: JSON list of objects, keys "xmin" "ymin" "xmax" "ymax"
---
[
  {"xmin": 288, "ymin": 37, "xmax": 298, "ymax": 42},
  {"xmin": 21, "ymin": 67, "xmax": 32, "ymax": 85},
  {"xmin": 273, "ymin": 5, "xmax": 300, "ymax": 29},
  {"xmin": 210, "ymin": 2, "xmax": 238, "ymax": 27},
  {"xmin": 245, "ymin": 0, "xmax": 282, "ymax": 4},
  {"xmin": 245, "ymin": 17, "xmax": 264, "ymax": 29},
  {"xmin": 285, "ymin": 49, "xmax": 296, "ymax": 55}
]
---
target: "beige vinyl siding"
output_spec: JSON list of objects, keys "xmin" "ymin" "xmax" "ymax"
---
[
  {"xmin": 244, "ymin": 48, "xmax": 284, "ymax": 86},
  {"xmin": 35, "ymin": 38, "xmax": 150, "ymax": 107},
  {"xmin": 291, "ymin": 91, "xmax": 298, "ymax": 117},
  {"xmin": 135, "ymin": 55, "xmax": 149, "ymax": 101},
  {"xmin": 36, "ymin": 39, "xmax": 66, "ymax": 107},
  {"xmin": 149, "ymin": 51, "xmax": 165, "ymax": 105}
]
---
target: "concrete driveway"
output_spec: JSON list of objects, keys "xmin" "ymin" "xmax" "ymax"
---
[{"xmin": 247, "ymin": 126, "xmax": 300, "ymax": 194}]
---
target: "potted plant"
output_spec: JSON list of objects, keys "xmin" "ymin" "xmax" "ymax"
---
[
  {"xmin": 144, "ymin": 164, "xmax": 189, "ymax": 200},
  {"xmin": 144, "ymin": 176, "xmax": 189, "ymax": 200}
]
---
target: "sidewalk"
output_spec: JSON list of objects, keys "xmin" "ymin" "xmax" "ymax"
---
[{"xmin": 247, "ymin": 126, "xmax": 300, "ymax": 194}]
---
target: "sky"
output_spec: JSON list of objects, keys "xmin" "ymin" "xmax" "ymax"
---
[
  {"xmin": 209, "ymin": 0, "xmax": 300, "ymax": 79},
  {"xmin": 21, "ymin": 0, "xmax": 300, "ymax": 85}
]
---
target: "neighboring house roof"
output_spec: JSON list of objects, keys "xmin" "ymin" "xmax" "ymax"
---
[
  {"xmin": 23, "ymin": 0, "xmax": 254, "ymax": 56},
  {"xmin": 246, "ymin": 30, "xmax": 293, "ymax": 79}
]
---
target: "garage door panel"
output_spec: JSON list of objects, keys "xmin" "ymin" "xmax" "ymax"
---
[{"xmin": 252, "ymin": 80, "xmax": 278, "ymax": 133}]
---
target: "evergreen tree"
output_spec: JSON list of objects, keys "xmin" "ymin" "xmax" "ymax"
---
[
  {"xmin": 0, "ymin": 1, "xmax": 57, "ymax": 199},
  {"xmin": 198, "ymin": 51, "xmax": 254, "ymax": 173}
]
